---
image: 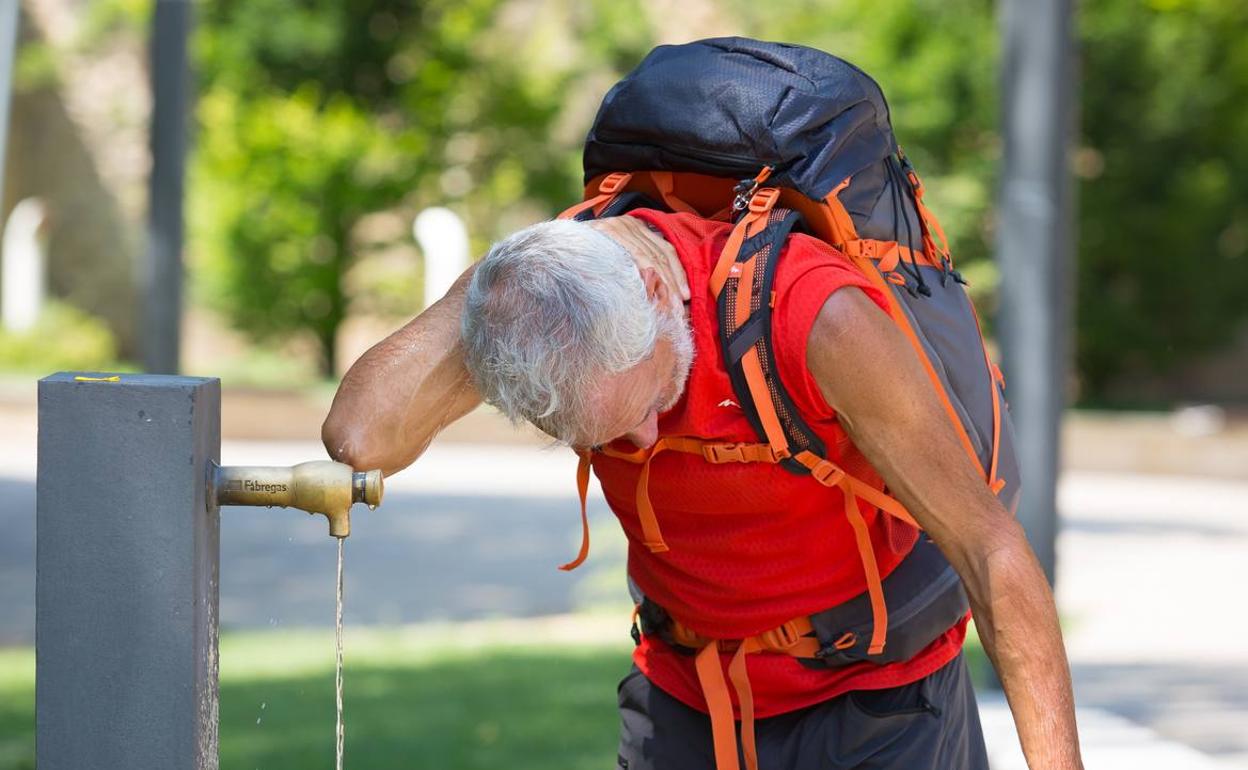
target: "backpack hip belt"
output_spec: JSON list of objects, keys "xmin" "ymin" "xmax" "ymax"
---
[{"xmin": 626, "ymin": 529, "xmax": 969, "ymax": 770}]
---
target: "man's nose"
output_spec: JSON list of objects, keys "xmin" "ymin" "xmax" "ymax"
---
[{"xmin": 626, "ymin": 411, "xmax": 659, "ymax": 450}]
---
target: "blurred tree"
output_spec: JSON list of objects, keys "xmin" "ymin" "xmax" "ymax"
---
[
  {"xmin": 191, "ymin": 0, "xmax": 650, "ymax": 376},
  {"xmin": 1076, "ymin": 0, "xmax": 1248, "ymax": 400},
  {"xmin": 193, "ymin": 87, "xmax": 413, "ymax": 375},
  {"xmin": 188, "ymin": 0, "xmax": 1248, "ymax": 396}
]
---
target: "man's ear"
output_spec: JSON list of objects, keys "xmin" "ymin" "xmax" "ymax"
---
[{"xmin": 640, "ymin": 266, "xmax": 670, "ymax": 306}]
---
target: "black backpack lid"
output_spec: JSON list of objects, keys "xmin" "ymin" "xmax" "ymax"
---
[{"xmin": 584, "ymin": 37, "xmax": 899, "ymax": 201}]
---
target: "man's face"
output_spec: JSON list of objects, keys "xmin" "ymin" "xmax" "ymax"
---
[{"xmin": 575, "ymin": 329, "xmax": 686, "ymax": 451}]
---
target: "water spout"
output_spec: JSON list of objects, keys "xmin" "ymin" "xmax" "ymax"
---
[{"xmin": 213, "ymin": 460, "xmax": 383, "ymax": 537}]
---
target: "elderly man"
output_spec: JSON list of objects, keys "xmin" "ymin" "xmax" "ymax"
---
[{"xmin": 322, "ymin": 209, "xmax": 1082, "ymax": 769}]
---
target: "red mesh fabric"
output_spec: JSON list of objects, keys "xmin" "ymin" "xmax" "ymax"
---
[{"xmin": 589, "ymin": 209, "xmax": 965, "ymax": 719}]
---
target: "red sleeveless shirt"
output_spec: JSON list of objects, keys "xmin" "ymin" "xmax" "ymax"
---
[{"xmin": 592, "ymin": 209, "xmax": 967, "ymax": 718}]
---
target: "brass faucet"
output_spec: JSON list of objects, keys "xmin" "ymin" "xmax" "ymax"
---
[{"xmin": 213, "ymin": 461, "xmax": 383, "ymax": 538}]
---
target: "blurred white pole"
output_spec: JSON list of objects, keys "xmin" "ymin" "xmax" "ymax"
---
[
  {"xmin": 413, "ymin": 207, "xmax": 468, "ymax": 309},
  {"xmin": 2, "ymin": 197, "xmax": 48, "ymax": 332}
]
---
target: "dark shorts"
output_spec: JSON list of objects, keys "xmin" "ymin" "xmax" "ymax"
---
[{"xmin": 616, "ymin": 653, "xmax": 989, "ymax": 770}]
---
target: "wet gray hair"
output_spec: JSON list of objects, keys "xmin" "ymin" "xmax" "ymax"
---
[{"xmin": 460, "ymin": 218, "xmax": 659, "ymax": 444}]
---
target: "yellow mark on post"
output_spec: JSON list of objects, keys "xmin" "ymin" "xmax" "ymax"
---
[{"xmin": 73, "ymin": 375, "xmax": 121, "ymax": 382}]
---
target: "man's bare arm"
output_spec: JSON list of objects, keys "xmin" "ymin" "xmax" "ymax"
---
[
  {"xmin": 321, "ymin": 265, "xmax": 482, "ymax": 476},
  {"xmin": 807, "ymin": 288, "xmax": 1082, "ymax": 770}
]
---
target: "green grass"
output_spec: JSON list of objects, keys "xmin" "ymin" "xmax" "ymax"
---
[
  {"xmin": 218, "ymin": 627, "xmax": 631, "ymax": 770},
  {"xmin": 0, "ymin": 649, "xmax": 33, "ymax": 770},
  {"xmin": 0, "ymin": 625, "xmax": 632, "ymax": 770},
  {"xmin": 0, "ymin": 622, "xmax": 991, "ymax": 770}
]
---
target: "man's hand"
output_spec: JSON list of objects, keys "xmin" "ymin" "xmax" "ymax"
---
[
  {"xmin": 807, "ymin": 287, "xmax": 1083, "ymax": 770},
  {"xmin": 590, "ymin": 216, "xmax": 690, "ymax": 312}
]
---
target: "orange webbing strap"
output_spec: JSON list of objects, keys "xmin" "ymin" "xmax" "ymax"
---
[
  {"xmin": 558, "ymin": 451, "xmax": 594, "ymax": 571},
  {"xmin": 793, "ymin": 450, "xmax": 904, "ymax": 655},
  {"xmin": 740, "ymin": 347, "xmax": 791, "ymax": 456},
  {"xmin": 557, "ymin": 172, "xmax": 634, "ymax": 221},
  {"xmin": 601, "ymin": 438, "xmax": 781, "ymax": 465},
  {"xmin": 599, "ymin": 437, "xmax": 712, "ymax": 553},
  {"xmin": 634, "ymin": 441, "xmax": 671, "ymax": 553},
  {"xmin": 845, "ymin": 477, "xmax": 919, "ymax": 529},
  {"xmin": 791, "ymin": 449, "xmax": 918, "ymax": 528},
  {"xmin": 966, "ymin": 301, "xmax": 1006, "ymax": 496},
  {"xmin": 822, "ymin": 181, "xmax": 860, "ymax": 248},
  {"xmin": 843, "ymin": 238, "xmax": 941, "ymax": 272},
  {"xmin": 682, "ymin": 616, "xmax": 820, "ymax": 770},
  {"xmin": 649, "ymin": 171, "xmax": 702, "ymax": 215},
  {"xmin": 589, "ymin": 435, "xmax": 787, "ymax": 559},
  {"xmin": 907, "ymin": 172, "xmax": 951, "ymax": 262},
  {"xmin": 696, "ymin": 644, "xmax": 743, "ymax": 770},
  {"xmin": 727, "ymin": 643, "xmax": 758, "ymax": 770},
  {"xmin": 700, "ymin": 442, "xmax": 785, "ymax": 464},
  {"xmin": 709, "ymin": 188, "xmax": 779, "ymax": 299},
  {"xmin": 985, "ymin": 350, "xmax": 1004, "ymax": 495},
  {"xmin": 734, "ymin": 254, "xmax": 758, "ymax": 335},
  {"xmin": 841, "ymin": 486, "xmax": 888, "ymax": 655}
]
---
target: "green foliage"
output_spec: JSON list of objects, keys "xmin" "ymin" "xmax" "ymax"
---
[
  {"xmin": 1076, "ymin": 0, "xmax": 1248, "ymax": 397},
  {"xmin": 190, "ymin": 0, "xmax": 647, "ymax": 375},
  {"xmin": 189, "ymin": 0, "xmax": 1248, "ymax": 397},
  {"xmin": 192, "ymin": 86, "xmax": 414, "ymax": 374},
  {"xmin": 13, "ymin": 40, "xmax": 61, "ymax": 92},
  {"xmin": 0, "ymin": 302, "xmax": 121, "ymax": 374}
]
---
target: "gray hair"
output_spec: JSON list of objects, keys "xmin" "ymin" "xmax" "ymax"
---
[{"xmin": 460, "ymin": 218, "xmax": 659, "ymax": 444}]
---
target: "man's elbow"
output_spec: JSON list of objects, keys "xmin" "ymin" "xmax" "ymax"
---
[
  {"xmin": 956, "ymin": 515, "xmax": 1054, "ymax": 612},
  {"xmin": 322, "ymin": 413, "xmax": 376, "ymax": 469}
]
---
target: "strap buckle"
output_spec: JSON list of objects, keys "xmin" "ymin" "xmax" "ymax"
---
[
  {"xmin": 703, "ymin": 443, "xmax": 748, "ymax": 463},
  {"xmin": 598, "ymin": 172, "xmax": 633, "ymax": 195},
  {"xmin": 747, "ymin": 187, "xmax": 781, "ymax": 214},
  {"xmin": 808, "ymin": 459, "xmax": 846, "ymax": 487},
  {"xmin": 759, "ymin": 621, "xmax": 803, "ymax": 652}
]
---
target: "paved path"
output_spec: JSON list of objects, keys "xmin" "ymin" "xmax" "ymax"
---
[{"xmin": 4, "ymin": 438, "xmax": 1247, "ymax": 766}]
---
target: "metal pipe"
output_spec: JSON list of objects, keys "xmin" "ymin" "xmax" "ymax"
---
[{"xmin": 213, "ymin": 461, "xmax": 383, "ymax": 538}]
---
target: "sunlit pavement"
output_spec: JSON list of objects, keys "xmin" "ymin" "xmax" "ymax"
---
[{"xmin": 3, "ymin": 439, "xmax": 1247, "ymax": 767}]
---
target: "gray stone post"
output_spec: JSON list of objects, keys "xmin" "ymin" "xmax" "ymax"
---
[{"xmin": 37, "ymin": 372, "xmax": 220, "ymax": 770}]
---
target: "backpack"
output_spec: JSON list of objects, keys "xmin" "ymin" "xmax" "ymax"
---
[{"xmin": 556, "ymin": 38, "xmax": 1019, "ymax": 770}]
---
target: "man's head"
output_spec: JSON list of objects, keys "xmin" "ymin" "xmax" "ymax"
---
[{"xmin": 461, "ymin": 218, "xmax": 693, "ymax": 450}]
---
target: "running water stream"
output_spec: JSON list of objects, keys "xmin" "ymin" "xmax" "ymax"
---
[{"xmin": 335, "ymin": 537, "xmax": 345, "ymax": 770}]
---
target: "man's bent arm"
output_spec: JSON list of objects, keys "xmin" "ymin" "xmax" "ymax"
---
[
  {"xmin": 807, "ymin": 288, "xmax": 1082, "ymax": 770},
  {"xmin": 322, "ymin": 265, "xmax": 482, "ymax": 476}
]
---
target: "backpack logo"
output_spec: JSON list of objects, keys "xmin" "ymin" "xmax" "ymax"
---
[{"xmin": 717, "ymin": 399, "xmax": 740, "ymax": 409}]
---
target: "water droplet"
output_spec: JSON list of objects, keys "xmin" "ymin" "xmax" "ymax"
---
[{"xmin": 368, "ymin": 504, "xmax": 376, "ymax": 511}]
